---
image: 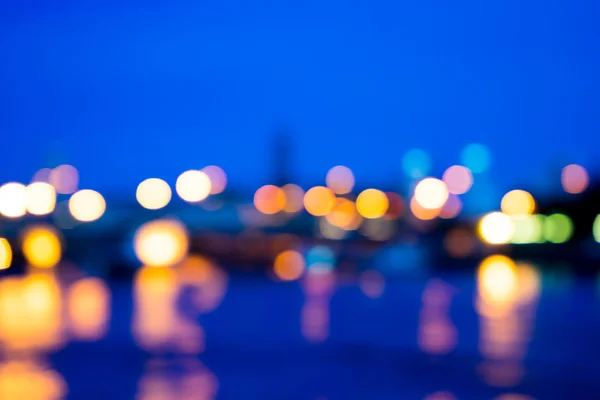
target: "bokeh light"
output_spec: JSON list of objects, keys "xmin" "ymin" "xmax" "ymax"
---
[
  {"xmin": 325, "ymin": 198, "xmax": 358, "ymax": 229},
  {"xmin": 136, "ymin": 178, "xmax": 172, "ymax": 210},
  {"xmin": 477, "ymin": 255, "xmax": 518, "ymax": 305},
  {"xmin": 594, "ymin": 215, "xmax": 600, "ymax": 243},
  {"xmin": 444, "ymin": 227, "xmax": 476, "ymax": 258},
  {"xmin": 0, "ymin": 361, "xmax": 67, "ymax": 399},
  {"xmin": 274, "ymin": 250, "xmax": 306, "ymax": 281},
  {"xmin": 67, "ymin": 277, "xmax": 110, "ymax": 341},
  {"xmin": 0, "ymin": 238, "xmax": 12, "ymax": 270},
  {"xmin": 69, "ymin": 189, "xmax": 106, "ymax": 222},
  {"xmin": 325, "ymin": 165, "xmax": 355, "ymax": 195},
  {"xmin": 49, "ymin": 164, "xmax": 79, "ymax": 195},
  {"xmin": 510, "ymin": 215, "xmax": 544, "ymax": 244},
  {"xmin": 303, "ymin": 186, "xmax": 335, "ymax": 217},
  {"xmin": 414, "ymin": 178, "xmax": 449, "ymax": 210},
  {"xmin": 176, "ymin": 170, "xmax": 211, "ymax": 203},
  {"xmin": 358, "ymin": 270, "xmax": 385, "ymax": 298},
  {"xmin": 25, "ymin": 182, "xmax": 56, "ymax": 216},
  {"xmin": 282, "ymin": 184, "xmax": 305, "ymax": 213},
  {"xmin": 461, "ymin": 143, "xmax": 491, "ymax": 174},
  {"xmin": 134, "ymin": 219, "xmax": 189, "ymax": 267},
  {"xmin": 0, "ymin": 182, "xmax": 27, "ymax": 218},
  {"xmin": 442, "ymin": 165, "xmax": 473, "ymax": 195},
  {"xmin": 31, "ymin": 168, "xmax": 52, "ymax": 183},
  {"xmin": 201, "ymin": 166, "xmax": 227, "ymax": 195},
  {"xmin": 439, "ymin": 194, "xmax": 462, "ymax": 219},
  {"xmin": 383, "ymin": 192, "xmax": 404, "ymax": 220},
  {"xmin": 410, "ymin": 196, "xmax": 441, "ymax": 220},
  {"xmin": 319, "ymin": 218, "xmax": 348, "ymax": 240},
  {"xmin": 356, "ymin": 189, "xmax": 389, "ymax": 219},
  {"xmin": 402, "ymin": 149, "xmax": 431, "ymax": 179},
  {"xmin": 561, "ymin": 164, "xmax": 589, "ymax": 194},
  {"xmin": 254, "ymin": 185, "xmax": 286, "ymax": 215},
  {"xmin": 22, "ymin": 225, "xmax": 62, "ymax": 269},
  {"xmin": 478, "ymin": 212, "xmax": 515, "ymax": 245},
  {"xmin": 501, "ymin": 190, "xmax": 535, "ymax": 216},
  {"xmin": 543, "ymin": 213, "xmax": 573, "ymax": 243}
]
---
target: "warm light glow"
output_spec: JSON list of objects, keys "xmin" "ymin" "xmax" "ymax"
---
[
  {"xmin": 543, "ymin": 213, "xmax": 573, "ymax": 243},
  {"xmin": 49, "ymin": 164, "xmax": 79, "ymax": 194},
  {"xmin": 67, "ymin": 277, "xmax": 110, "ymax": 341},
  {"xmin": 0, "ymin": 239, "xmax": 12, "ymax": 270},
  {"xmin": 402, "ymin": 149, "xmax": 431, "ymax": 179},
  {"xmin": 442, "ymin": 165, "xmax": 473, "ymax": 195},
  {"xmin": 0, "ymin": 182, "xmax": 27, "ymax": 218},
  {"xmin": 134, "ymin": 219, "xmax": 189, "ymax": 267},
  {"xmin": 594, "ymin": 215, "xmax": 600, "ymax": 243},
  {"xmin": 274, "ymin": 250, "xmax": 306, "ymax": 281},
  {"xmin": 136, "ymin": 178, "xmax": 171, "ymax": 210},
  {"xmin": 303, "ymin": 186, "xmax": 335, "ymax": 217},
  {"xmin": 384, "ymin": 192, "xmax": 404, "ymax": 220},
  {"xmin": 410, "ymin": 196, "xmax": 441, "ymax": 220},
  {"xmin": 561, "ymin": 164, "xmax": 589, "ymax": 194},
  {"xmin": 356, "ymin": 189, "xmax": 389, "ymax": 219},
  {"xmin": 253, "ymin": 185, "xmax": 286, "ymax": 215},
  {"xmin": 201, "ymin": 166, "xmax": 227, "ymax": 195},
  {"xmin": 22, "ymin": 226, "xmax": 62, "ymax": 269},
  {"xmin": 325, "ymin": 198, "xmax": 358, "ymax": 229},
  {"xmin": 461, "ymin": 143, "xmax": 491, "ymax": 174},
  {"xmin": 176, "ymin": 170, "xmax": 211, "ymax": 202},
  {"xmin": 0, "ymin": 361, "xmax": 67, "ymax": 400},
  {"xmin": 25, "ymin": 182, "xmax": 56, "ymax": 216},
  {"xmin": 510, "ymin": 215, "xmax": 544, "ymax": 244},
  {"xmin": 478, "ymin": 255, "xmax": 518, "ymax": 305},
  {"xmin": 439, "ymin": 194, "xmax": 462, "ymax": 219},
  {"xmin": 414, "ymin": 178, "xmax": 449, "ymax": 210},
  {"xmin": 501, "ymin": 190, "xmax": 535, "ymax": 216},
  {"xmin": 282, "ymin": 184, "xmax": 305, "ymax": 213},
  {"xmin": 326, "ymin": 165, "xmax": 355, "ymax": 195},
  {"xmin": 478, "ymin": 212, "xmax": 515, "ymax": 245},
  {"xmin": 69, "ymin": 190, "xmax": 106, "ymax": 222}
]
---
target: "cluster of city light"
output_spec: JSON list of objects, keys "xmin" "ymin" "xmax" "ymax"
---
[{"xmin": 479, "ymin": 211, "xmax": 574, "ymax": 245}]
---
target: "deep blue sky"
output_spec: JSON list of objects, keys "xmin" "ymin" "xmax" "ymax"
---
[{"xmin": 1, "ymin": 0, "xmax": 599, "ymax": 195}]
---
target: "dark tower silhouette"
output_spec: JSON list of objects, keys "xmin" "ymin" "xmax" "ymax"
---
[{"xmin": 272, "ymin": 129, "xmax": 292, "ymax": 186}]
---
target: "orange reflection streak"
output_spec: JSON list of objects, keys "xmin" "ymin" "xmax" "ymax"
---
[
  {"xmin": 67, "ymin": 277, "xmax": 110, "ymax": 341},
  {"xmin": 418, "ymin": 280, "xmax": 458, "ymax": 355},
  {"xmin": 176, "ymin": 255, "xmax": 228, "ymax": 314},
  {"xmin": 301, "ymin": 269, "xmax": 336, "ymax": 343},
  {"xmin": 0, "ymin": 360, "xmax": 67, "ymax": 400}
]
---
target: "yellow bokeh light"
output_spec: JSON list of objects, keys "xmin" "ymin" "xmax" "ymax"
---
[
  {"xmin": 325, "ymin": 198, "xmax": 358, "ymax": 229},
  {"xmin": 561, "ymin": 164, "xmax": 588, "ymax": 194},
  {"xmin": 304, "ymin": 186, "xmax": 335, "ymax": 217},
  {"xmin": 326, "ymin": 165, "xmax": 355, "ymax": 195},
  {"xmin": 134, "ymin": 219, "xmax": 189, "ymax": 267},
  {"xmin": 442, "ymin": 165, "xmax": 473, "ymax": 195},
  {"xmin": 0, "ymin": 238, "xmax": 12, "ymax": 270},
  {"xmin": 254, "ymin": 185, "xmax": 286, "ymax": 215},
  {"xmin": 410, "ymin": 196, "xmax": 441, "ymax": 220},
  {"xmin": 356, "ymin": 189, "xmax": 389, "ymax": 219},
  {"xmin": 67, "ymin": 277, "xmax": 110, "ymax": 341},
  {"xmin": 25, "ymin": 182, "xmax": 56, "ymax": 216},
  {"xmin": 0, "ymin": 182, "xmax": 27, "ymax": 218},
  {"xmin": 136, "ymin": 178, "xmax": 172, "ymax": 210},
  {"xmin": 477, "ymin": 255, "xmax": 518, "ymax": 305},
  {"xmin": 22, "ymin": 226, "xmax": 62, "ymax": 269},
  {"xmin": 176, "ymin": 170, "xmax": 211, "ymax": 203},
  {"xmin": 274, "ymin": 250, "xmax": 306, "ymax": 281},
  {"xmin": 414, "ymin": 178, "xmax": 449, "ymax": 210},
  {"xmin": 69, "ymin": 189, "xmax": 106, "ymax": 222},
  {"xmin": 201, "ymin": 165, "xmax": 227, "ymax": 195},
  {"xmin": 478, "ymin": 212, "xmax": 515, "ymax": 245},
  {"xmin": 501, "ymin": 190, "xmax": 535, "ymax": 216},
  {"xmin": 49, "ymin": 164, "xmax": 79, "ymax": 194},
  {"xmin": 282, "ymin": 184, "xmax": 305, "ymax": 213}
]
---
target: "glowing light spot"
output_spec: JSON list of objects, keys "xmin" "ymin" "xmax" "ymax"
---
[
  {"xmin": 68, "ymin": 190, "xmax": 106, "ymax": 222},
  {"xmin": 402, "ymin": 149, "xmax": 431, "ymax": 179},
  {"xmin": 478, "ymin": 212, "xmax": 515, "ymax": 245},
  {"xmin": 439, "ymin": 194, "xmax": 462, "ymax": 219},
  {"xmin": 304, "ymin": 186, "xmax": 335, "ymax": 217},
  {"xmin": 414, "ymin": 178, "xmax": 449, "ymax": 210},
  {"xmin": 274, "ymin": 250, "xmax": 306, "ymax": 281},
  {"xmin": 442, "ymin": 165, "xmax": 473, "ymax": 195},
  {"xmin": 594, "ymin": 215, "xmax": 600, "ymax": 243},
  {"xmin": 0, "ymin": 239, "xmax": 12, "ymax": 270},
  {"xmin": 201, "ymin": 166, "xmax": 227, "ymax": 195},
  {"xmin": 384, "ymin": 192, "xmax": 404, "ymax": 220},
  {"xmin": 67, "ymin": 277, "xmax": 110, "ymax": 341},
  {"xmin": 561, "ymin": 164, "xmax": 588, "ymax": 194},
  {"xmin": 410, "ymin": 196, "xmax": 441, "ymax": 220},
  {"xmin": 25, "ymin": 182, "xmax": 56, "ymax": 216},
  {"xmin": 134, "ymin": 219, "xmax": 189, "ymax": 267},
  {"xmin": 478, "ymin": 255, "xmax": 518, "ymax": 305},
  {"xmin": 326, "ymin": 166, "xmax": 355, "ymax": 195},
  {"xmin": 31, "ymin": 168, "xmax": 52, "ymax": 183},
  {"xmin": 136, "ymin": 178, "xmax": 172, "ymax": 210},
  {"xmin": 282, "ymin": 184, "xmax": 304, "ymax": 213},
  {"xmin": 0, "ymin": 361, "xmax": 67, "ymax": 400},
  {"xmin": 359, "ymin": 270, "xmax": 385, "ymax": 298},
  {"xmin": 0, "ymin": 183, "xmax": 27, "ymax": 218},
  {"xmin": 356, "ymin": 189, "xmax": 389, "ymax": 219},
  {"xmin": 461, "ymin": 143, "xmax": 491, "ymax": 174},
  {"xmin": 49, "ymin": 164, "xmax": 79, "ymax": 194},
  {"xmin": 176, "ymin": 170, "xmax": 211, "ymax": 203},
  {"xmin": 543, "ymin": 213, "xmax": 573, "ymax": 243},
  {"xmin": 501, "ymin": 190, "xmax": 535, "ymax": 216},
  {"xmin": 326, "ymin": 198, "xmax": 358, "ymax": 229},
  {"xmin": 254, "ymin": 185, "xmax": 286, "ymax": 215},
  {"xmin": 22, "ymin": 226, "xmax": 62, "ymax": 268},
  {"xmin": 306, "ymin": 246, "xmax": 335, "ymax": 269},
  {"xmin": 510, "ymin": 215, "xmax": 544, "ymax": 244},
  {"xmin": 444, "ymin": 227, "xmax": 476, "ymax": 258}
]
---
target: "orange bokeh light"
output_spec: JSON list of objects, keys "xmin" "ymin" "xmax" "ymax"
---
[
  {"xmin": 254, "ymin": 185, "xmax": 286, "ymax": 215},
  {"xmin": 282, "ymin": 184, "xmax": 305, "ymax": 213},
  {"xmin": 410, "ymin": 196, "xmax": 441, "ymax": 220},
  {"xmin": 274, "ymin": 250, "xmax": 306, "ymax": 281},
  {"xmin": 325, "ymin": 198, "xmax": 358, "ymax": 229},
  {"xmin": 303, "ymin": 186, "xmax": 335, "ymax": 217}
]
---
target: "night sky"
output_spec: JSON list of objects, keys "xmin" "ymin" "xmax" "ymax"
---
[{"xmin": 1, "ymin": 0, "xmax": 599, "ymax": 197}]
